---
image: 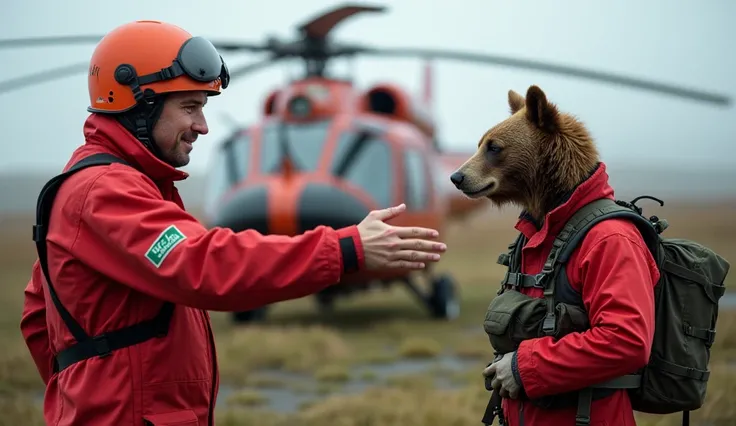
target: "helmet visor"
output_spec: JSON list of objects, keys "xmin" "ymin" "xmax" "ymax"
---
[{"xmin": 177, "ymin": 36, "xmax": 230, "ymax": 89}]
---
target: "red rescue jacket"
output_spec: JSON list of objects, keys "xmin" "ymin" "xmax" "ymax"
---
[
  {"xmin": 503, "ymin": 163, "xmax": 660, "ymax": 426},
  {"xmin": 20, "ymin": 114, "xmax": 364, "ymax": 426}
]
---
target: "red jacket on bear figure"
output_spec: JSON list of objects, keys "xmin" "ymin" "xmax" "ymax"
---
[{"xmin": 502, "ymin": 163, "xmax": 659, "ymax": 426}]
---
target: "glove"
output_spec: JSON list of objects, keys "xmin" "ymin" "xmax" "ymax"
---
[{"xmin": 482, "ymin": 351, "xmax": 521, "ymax": 399}]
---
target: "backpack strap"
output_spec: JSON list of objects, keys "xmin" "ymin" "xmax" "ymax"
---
[
  {"xmin": 32, "ymin": 153, "xmax": 175, "ymax": 373},
  {"xmin": 498, "ymin": 232, "xmax": 534, "ymax": 291}
]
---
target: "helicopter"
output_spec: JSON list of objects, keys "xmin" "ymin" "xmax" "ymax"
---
[{"xmin": 0, "ymin": 3, "xmax": 731, "ymax": 324}]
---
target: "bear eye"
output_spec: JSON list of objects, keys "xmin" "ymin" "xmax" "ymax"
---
[{"xmin": 486, "ymin": 141, "xmax": 502, "ymax": 154}]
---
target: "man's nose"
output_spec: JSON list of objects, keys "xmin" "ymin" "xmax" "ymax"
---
[
  {"xmin": 193, "ymin": 117, "xmax": 209, "ymax": 135},
  {"xmin": 450, "ymin": 171, "xmax": 465, "ymax": 187}
]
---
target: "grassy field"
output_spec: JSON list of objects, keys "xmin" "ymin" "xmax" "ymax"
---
[{"xmin": 0, "ymin": 199, "xmax": 734, "ymax": 425}]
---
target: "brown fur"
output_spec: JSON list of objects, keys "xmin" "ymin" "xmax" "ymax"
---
[{"xmin": 451, "ymin": 85, "xmax": 600, "ymax": 222}]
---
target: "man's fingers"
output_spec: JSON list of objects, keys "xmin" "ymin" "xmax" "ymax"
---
[
  {"xmin": 483, "ymin": 364, "xmax": 496, "ymax": 377},
  {"xmin": 391, "ymin": 250, "xmax": 441, "ymax": 263},
  {"xmin": 386, "ymin": 260, "xmax": 425, "ymax": 270},
  {"xmin": 396, "ymin": 239, "xmax": 447, "ymax": 252},
  {"xmin": 370, "ymin": 203, "xmax": 406, "ymax": 222},
  {"xmin": 393, "ymin": 226, "xmax": 440, "ymax": 239}
]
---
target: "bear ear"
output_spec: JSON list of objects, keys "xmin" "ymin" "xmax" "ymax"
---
[
  {"xmin": 525, "ymin": 85, "xmax": 559, "ymax": 132},
  {"xmin": 508, "ymin": 90, "xmax": 525, "ymax": 114}
]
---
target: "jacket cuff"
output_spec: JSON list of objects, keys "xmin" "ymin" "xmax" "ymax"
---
[
  {"xmin": 336, "ymin": 225, "xmax": 365, "ymax": 273},
  {"xmin": 515, "ymin": 339, "xmax": 542, "ymax": 399},
  {"xmin": 511, "ymin": 351, "xmax": 524, "ymax": 392}
]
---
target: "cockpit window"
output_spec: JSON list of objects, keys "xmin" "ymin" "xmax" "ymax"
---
[
  {"xmin": 230, "ymin": 133, "xmax": 251, "ymax": 180},
  {"xmin": 259, "ymin": 120, "xmax": 329, "ymax": 173},
  {"xmin": 203, "ymin": 141, "xmax": 234, "ymax": 220},
  {"xmin": 330, "ymin": 131, "xmax": 393, "ymax": 208},
  {"xmin": 403, "ymin": 148, "xmax": 428, "ymax": 210}
]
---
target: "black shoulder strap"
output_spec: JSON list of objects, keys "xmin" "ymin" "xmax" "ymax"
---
[
  {"xmin": 32, "ymin": 153, "xmax": 175, "ymax": 373},
  {"xmin": 33, "ymin": 153, "xmax": 131, "ymax": 343},
  {"xmin": 496, "ymin": 232, "xmax": 528, "ymax": 292}
]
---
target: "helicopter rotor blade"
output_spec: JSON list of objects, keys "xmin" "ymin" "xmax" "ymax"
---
[
  {"xmin": 209, "ymin": 40, "xmax": 274, "ymax": 53},
  {"xmin": 0, "ymin": 35, "xmax": 104, "ymax": 49},
  {"xmin": 354, "ymin": 46, "xmax": 731, "ymax": 106},
  {"xmin": 0, "ymin": 61, "xmax": 89, "ymax": 95},
  {"xmin": 0, "ymin": 34, "xmax": 274, "ymax": 54},
  {"xmin": 0, "ymin": 56, "xmax": 278, "ymax": 96},
  {"xmin": 228, "ymin": 57, "xmax": 283, "ymax": 81},
  {"xmin": 298, "ymin": 4, "xmax": 386, "ymax": 40}
]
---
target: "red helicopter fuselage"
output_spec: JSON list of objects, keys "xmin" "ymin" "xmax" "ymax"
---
[{"xmin": 202, "ymin": 76, "xmax": 485, "ymax": 285}]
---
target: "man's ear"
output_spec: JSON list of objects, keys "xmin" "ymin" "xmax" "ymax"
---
[
  {"xmin": 525, "ymin": 85, "xmax": 559, "ymax": 132},
  {"xmin": 508, "ymin": 90, "xmax": 525, "ymax": 115}
]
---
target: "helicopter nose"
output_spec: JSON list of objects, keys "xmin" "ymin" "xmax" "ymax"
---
[
  {"xmin": 207, "ymin": 182, "xmax": 370, "ymax": 236},
  {"xmin": 297, "ymin": 183, "xmax": 370, "ymax": 233},
  {"xmin": 208, "ymin": 185, "xmax": 269, "ymax": 234},
  {"xmin": 450, "ymin": 171, "xmax": 465, "ymax": 187}
]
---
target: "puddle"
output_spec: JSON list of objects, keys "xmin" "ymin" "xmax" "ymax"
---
[{"xmin": 217, "ymin": 354, "xmax": 482, "ymax": 413}]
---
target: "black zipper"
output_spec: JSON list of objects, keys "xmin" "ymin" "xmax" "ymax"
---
[{"xmin": 204, "ymin": 310, "xmax": 217, "ymax": 426}]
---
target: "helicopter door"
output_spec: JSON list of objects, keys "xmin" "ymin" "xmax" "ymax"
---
[{"xmin": 403, "ymin": 148, "xmax": 430, "ymax": 210}]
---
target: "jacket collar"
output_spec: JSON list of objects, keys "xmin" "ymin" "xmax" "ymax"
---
[
  {"xmin": 515, "ymin": 162, "xmax": 614, "ymax": 249},
  {"xmin": 82, "ymin": 113, "xmax": 189, "ymax": 183}
]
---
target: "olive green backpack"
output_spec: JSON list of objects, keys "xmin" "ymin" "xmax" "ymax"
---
[{"xmin": 482, "ymin": 196, "xmax": 730, "ymax": 426}]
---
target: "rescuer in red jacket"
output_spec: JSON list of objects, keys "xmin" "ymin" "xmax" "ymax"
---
[{"xmin": 19, "ymin": 20, "xmax": 447, "ymax": 426}]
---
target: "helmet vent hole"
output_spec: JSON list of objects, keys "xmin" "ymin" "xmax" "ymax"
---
[{"xmin": 108, "ymin": 91, "xmax": 114, "ymax": 103}]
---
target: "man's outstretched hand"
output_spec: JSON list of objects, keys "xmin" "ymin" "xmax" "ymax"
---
[{"xmin": 357, "ymin": 203, "xmax": 446, "ymax": 271}]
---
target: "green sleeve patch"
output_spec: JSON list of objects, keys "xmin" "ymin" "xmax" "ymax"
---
[{"xmin": 145, "ymin": 224, "xmax": 187, "ymax": 268}]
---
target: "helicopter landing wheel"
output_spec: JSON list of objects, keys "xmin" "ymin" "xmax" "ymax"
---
[
  {"xmin": 231, "ymin": 306, "xmax": 269, "ymax": 324},
  {"xmin": 427, "ymin": 273, "xmax": 460, "ymax": 320}
]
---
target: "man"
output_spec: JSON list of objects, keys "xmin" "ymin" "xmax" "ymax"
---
[{"xmin": 19, "ymin": 20, "xmax": 446, "ymax": 426}]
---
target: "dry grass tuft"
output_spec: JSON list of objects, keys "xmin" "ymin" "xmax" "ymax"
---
[
  {"xmin": 215, "ymin": 325, "xmax": 352, "ymax": 384},
  {"xmin": 296, "ymin": 385, "xmax": 488, "ymax": 426},
  {"xmin": 313, "ymin": 365, "xmax": 351, "ymax": 383},
  {"xmin": 397, "ymin": 336, "xmax": 443, "ymax": 359},
  {"xmin": 226, "ymin": 389, "xmax": 269, "ymax": 407}
]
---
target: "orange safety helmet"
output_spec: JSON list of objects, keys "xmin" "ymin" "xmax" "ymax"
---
[{"xmin": 87, "ymin": 20, "xmax": 230, "ymax": 114}]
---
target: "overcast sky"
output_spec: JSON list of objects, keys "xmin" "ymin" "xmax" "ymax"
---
[{"xmin": 1, "ymin": 0, "xmax": 733, "ymax": 175}]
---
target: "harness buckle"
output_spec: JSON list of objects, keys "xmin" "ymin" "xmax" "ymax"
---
[
  {"xmin": 93, "ymin": 334, "xmax": 112, "ymax": 358},
  {"xmin": 542, "ymin": 313, "xmax": 556, "ymax": 335},
  {"xmin": 533, "ymin": 273, "xmax": 547, "ymax": 288}
]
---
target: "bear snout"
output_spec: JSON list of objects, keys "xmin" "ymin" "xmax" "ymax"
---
[{"xmin": 450, "ymin": 171, "xmax": 465, "ymax": 187}]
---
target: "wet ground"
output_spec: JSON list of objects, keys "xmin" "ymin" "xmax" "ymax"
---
[
  {"xmin": 217, "ymin": 354, "xmax": 482, "ymax": 413},
  {"xmin": 217, "ymin": 293, "xmax": 736, "ymax": 413}
]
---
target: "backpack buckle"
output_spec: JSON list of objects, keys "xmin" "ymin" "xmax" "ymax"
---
[
  {"xmin": 542, "ymin": 313, "xmax": 557, "ymax": 335},
  {"xmin": 533, "ymin": 273, "xmax": 548, "ymax": 288}
]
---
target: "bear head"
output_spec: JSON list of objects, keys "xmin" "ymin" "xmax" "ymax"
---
[{"xmin": 450, "ymin": 85, "xmax": 600, "ymax": 221}]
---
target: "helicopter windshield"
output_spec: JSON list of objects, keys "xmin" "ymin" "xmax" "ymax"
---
[
  {"xmin": 330, "ymin": 130, "xmax": 393, "ymax": 209},
  {"xmin": 259, "ymin": 120, "xmax": 329, "ymax": 173},
  {"xmin": 203, "ymin": 133, "xmax": 250, "ymax": 219}
]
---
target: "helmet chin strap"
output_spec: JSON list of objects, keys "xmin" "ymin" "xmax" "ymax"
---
[{"xmin": 115, "ymin": 89, "xmax": 168, "ymax": 162}]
